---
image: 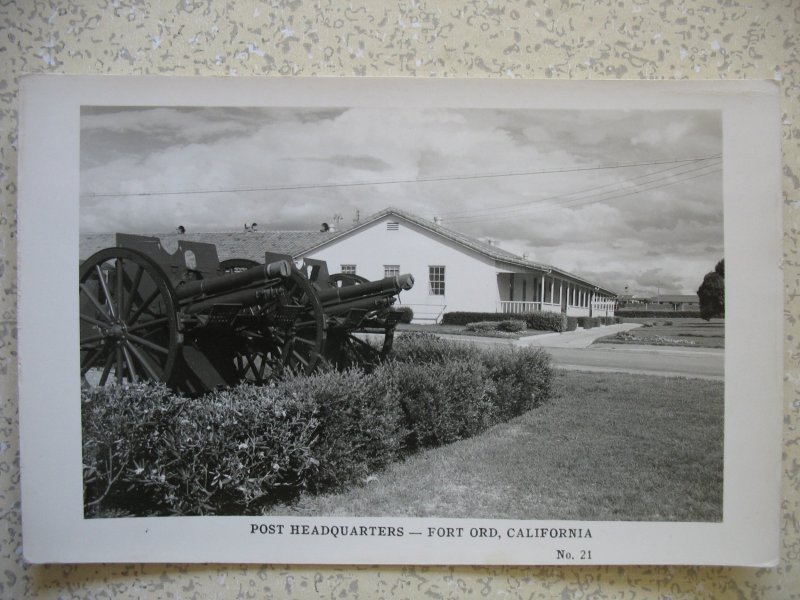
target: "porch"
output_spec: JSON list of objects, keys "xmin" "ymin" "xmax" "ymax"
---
[{"xmin": 496, "ymin": 272, "xmax": 614, "ymax": 318}]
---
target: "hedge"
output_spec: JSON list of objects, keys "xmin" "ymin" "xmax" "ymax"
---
[
  {"xmin": 443, "ymin": 310, "xmax": 567, "ymax": 332},
  {"xmin": 465, "ymin": 319, "xmax": 527, "ymax": 333},
  {"xmin": 83, "ymin": 333, "xmax": 554, "ymax": 517}
]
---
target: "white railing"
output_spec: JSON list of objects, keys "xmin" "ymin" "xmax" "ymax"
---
[
  {"xmin": 403, "ymin": 303, "xmax": 447, "ymax": 323},
  {"xmin": 498, "ymin": 301, "xmax": 542, "ymax": 313}
]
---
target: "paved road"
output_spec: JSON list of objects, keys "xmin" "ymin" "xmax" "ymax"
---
[{"xmin": 393, "ymin": 324, "xmax": 724, "ymax": 380}]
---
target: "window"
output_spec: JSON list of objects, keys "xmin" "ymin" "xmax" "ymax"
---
[
  {"xmin": 341, "ymin": 264, "xmax": 357, "ymax": 275},
  {"xmin": 429, "ymin": 266, "xmax": 445, "ymax": 295},
  {"xmin": 386, "ymin": 222, "xmax": 399, "ymax": 231},
  {"xmin": 384, "ymin": 264, "xmax": 400, "ymax": 278}
]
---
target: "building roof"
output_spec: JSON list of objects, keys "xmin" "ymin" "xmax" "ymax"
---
[
  {"xmin": 300, "ymin": 207, "xmax": 618, "ymax": 296},
  {"xmin": 80, "ymin": 231, "xmax": 333, "ymax": 263}
]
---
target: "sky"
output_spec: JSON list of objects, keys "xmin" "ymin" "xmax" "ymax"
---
[{"xmin": 80, "ymin": 106, "xmax": 723, "ymax": 296}]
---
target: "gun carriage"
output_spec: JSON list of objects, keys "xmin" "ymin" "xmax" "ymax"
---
[{"xmin": 79, "ymin": 234, "xmax": 413, "ymax": 393}]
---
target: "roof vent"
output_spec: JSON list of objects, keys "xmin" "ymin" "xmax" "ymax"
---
[
  {"xmin": 433, "ymin": 216, "xmax": 442, "ymax": 226},
  {"xmin": 387, "ymin": 222, "xmax": 399, "ymax": 231},
  {"xmin": 486, "ymin": 239, "xmax": 496, "ymax": 246}
]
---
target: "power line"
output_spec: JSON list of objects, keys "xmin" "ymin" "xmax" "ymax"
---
[
  {"xmin": 80, "ymin": 154, "xmax": 721, "ymax": 200},
  {"xmin": 439, "ymin": 155, "xmax": 721, "ymax": 220},
  {"xmin": 448, "ymin": 167, "xmax": 722, "ymax": 226}
]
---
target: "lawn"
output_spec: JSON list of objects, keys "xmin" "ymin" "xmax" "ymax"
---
[
  {"xmin": 595, "ymin": 318, "xmax": 724, "ymax": 348},
  {"xmin": 266, "ymin": 370, "xmax": 724, "ymax": 522}
]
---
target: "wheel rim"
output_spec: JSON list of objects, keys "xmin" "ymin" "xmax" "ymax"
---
[
  {"xmin": 271, "ymin": 268, "xmax": 326, "ymax": 375},
  {"xmin": 79, "ymin": 248, "xmax": 179, "ymax": 387}
]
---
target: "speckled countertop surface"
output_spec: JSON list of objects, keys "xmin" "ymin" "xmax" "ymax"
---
[{"xmin": 2, "ymin": 1, "xmax": 799, "ymax": 597}]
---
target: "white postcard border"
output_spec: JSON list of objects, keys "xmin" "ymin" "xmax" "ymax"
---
[{"xmin": 17, "ymin": 76, "xmax": 782, "ymax": 565}]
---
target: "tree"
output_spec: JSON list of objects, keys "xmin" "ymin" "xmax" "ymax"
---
[{"xmin": 697, "ymin": 259, "xmax": 724, "ymax": 320}]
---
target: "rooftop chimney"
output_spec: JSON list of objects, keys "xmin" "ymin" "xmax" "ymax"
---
[{"xmin": 433, "ymin": 216, "xmax": 443, "ymax": 226}]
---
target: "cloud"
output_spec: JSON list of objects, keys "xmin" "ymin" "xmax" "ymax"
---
[{"xmin": 80, "ymin": 106, "xmax": 722, "ymax": 294}]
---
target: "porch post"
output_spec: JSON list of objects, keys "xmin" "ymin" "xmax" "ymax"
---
[{"xmin": 540, "ymin": 276, "xmax": 545, "ymax": 310}]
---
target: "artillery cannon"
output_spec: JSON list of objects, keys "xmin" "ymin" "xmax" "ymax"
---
[{"xmin": 79, "ymin": 234, "xmax": 413, "ymax": 393}]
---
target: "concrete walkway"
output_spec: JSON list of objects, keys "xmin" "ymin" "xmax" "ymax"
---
[{"xmin": 514, "ymin": 323, "xmax": 643, "ymax": 349}]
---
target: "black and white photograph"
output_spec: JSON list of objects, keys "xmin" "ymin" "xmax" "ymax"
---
[
  {"xmin": 77, "ymin": 103, "xmax": 725, "ymax": 522},
  {"xmin": 18, "ymin": 77, "xmax": 781, "ymax": 565}
]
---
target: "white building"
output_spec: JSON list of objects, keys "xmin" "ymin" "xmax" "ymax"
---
[{"xmin": 300, "ymin": 208, "xmax": 616, "ymax": 322}]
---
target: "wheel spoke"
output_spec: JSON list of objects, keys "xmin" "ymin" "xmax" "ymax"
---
[
  {"xmin": 127, "ymin": 288, "xmax": 161, "ymax": 326},
  {"xmin": 126, "ymin": 332, "xmax": 169, "ymax": 355},
  {"xmin": 98, "ymin": 352, "xmax": 114, "ymax": 386},
  {"xmin": 294, "ymin": 336, "xmax": 317, "ymax": 346},
  {"xmin": 95, "ymin": 265, "xmax": 117, "ymax": 320},
  {"xmin": 81, "ymin": 345, "xmax": 107, "ymax": 375},
  {"xmin": 291, "ymin": 349, "xmax": 309, "ymax": 367},
  {"xmin": 115, "ymin": 345, "xmax": 124, "ymax": 384},
  {"xmin": 126, "ymin": 317, "xmax": 169, "ymax": 334},
  {"xmin": 115, "ymin": 258, "xmax": 125, "ymax": 320},
  {"xmin": 123, "ymin": 263, "xmax": 144, "ymax": 321},
  {"xmin": 245, "ymin": 353, "xmax": 259, "ymax": 378},
  {"xmin": 80, "ymin": 284, "xmax": 113, "ymax": 324},
  {"xmin": 122, "ymin": 345, "xmax": 138, "ymax": 383},
  {"xmin": 80, "ymin": 313, "xmax": 110, "ymax": 329},
  {"xmin": 80, "ymin": 334, "xmax": 108, "ymax": 346},
  {"xmin": 125, "ymin": 341, "xmax": 162, "ymax": 381}
]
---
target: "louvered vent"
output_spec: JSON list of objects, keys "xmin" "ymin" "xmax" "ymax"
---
[{"xmin": 386, "ymin": 222, "xmax": 399, "ymax": 231}]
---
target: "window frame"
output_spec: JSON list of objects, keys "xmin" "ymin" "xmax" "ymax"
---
[{"xmin": 428, "ymin": 265, "xmax": 446, "ymax": 296}]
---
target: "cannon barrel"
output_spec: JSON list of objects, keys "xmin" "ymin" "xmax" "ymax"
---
[
  {"xmin": 316, "ymin": 273, "xmax": 414, "ymax": 305},
  {"xmin": 175, "ymin": 259, "xmax": 292, "ymax": 301},
  {"xmin": 183, "ymin": 287, "xmax": 285, "ymax": 315}
]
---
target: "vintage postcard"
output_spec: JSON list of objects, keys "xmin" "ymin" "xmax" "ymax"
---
[{"xmin": 18, "ymin": 76, "xmax": 781, "ymax": 564}]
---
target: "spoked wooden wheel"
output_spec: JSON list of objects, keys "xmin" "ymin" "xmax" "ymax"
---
[
  {"xmin": 231, "ymin": 339, "xmax": 284, "ymax": 384},
  {"xmin": 272, "ymin": 268, "xmax": 326, "ymax": 375},
  {"xmin": 324, "ymin": 329, "xmax": 383, "ymax": 370},
  {"xmin": 218, "ymin": 258, "xmax": 318, "ymax": 382},
  {"xmin": 79, "ymin": 248, "xmax": 179, "ymax": 387}
]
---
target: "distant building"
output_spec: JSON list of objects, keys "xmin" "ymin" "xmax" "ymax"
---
[{"xmin": 617, "ymin": 293, "xmax": 700, "ymax": 312}]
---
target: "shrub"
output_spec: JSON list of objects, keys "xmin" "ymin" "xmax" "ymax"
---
[
  {"xmin": 526, "ymin": 311, "xmax": 567, "ymax": 332},
  {"xmin": 465, "ymin": 319, "xmax": 527, "ymax": 333},
  {"xmin": 566, "ymin": 317, "xmax": 579, "ymax": 331},
  {"xmin": 390, "ymin": 332, "xmax": 483, "ymax": 365},
  {"xmin": 482, "ymin": 346, "xmax": 553, "ymax": 420},
  {"xmin": 497, "ymin": 319, "xmax": 527, "ymax": 332},
  {"xmin": 394, "ymin": 305, "xmax": 414, "ymax": 324},
  {"xmin": 577, "ymin": 317, "xmax": 594, "ymax": 329},
  {"xmin": 384, "ymin": 359, "xmax": 497, "ymax": 449},
  {"xmin": 443, "ymin": 311, "xmax": 566, "ymax": 332},
  {"xmin": 465, "ymin": 321, "xmax": 500, "ymax": 332}
]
